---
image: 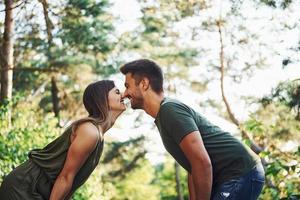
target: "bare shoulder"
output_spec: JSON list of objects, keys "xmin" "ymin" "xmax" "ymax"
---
[{"xmin": 75, "ymin": 122, "xmax": 100, "ymax": 141}]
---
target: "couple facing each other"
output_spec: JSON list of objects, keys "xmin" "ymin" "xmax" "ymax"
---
[{"xmin": 0, "ymin": 59, "xmax": 265, "ymax": 200}]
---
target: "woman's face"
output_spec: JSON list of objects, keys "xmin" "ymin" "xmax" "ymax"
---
[{"xmin": 108, "ymin": 87, "xmax": 126, "ymax": 111}]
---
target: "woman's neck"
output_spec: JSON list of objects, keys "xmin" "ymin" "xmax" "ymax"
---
[{"xmin": 101, "ymin": 110, "xmax": 123, "ymax": 134}]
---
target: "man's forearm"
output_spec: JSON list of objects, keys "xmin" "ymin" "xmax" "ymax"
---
[
  {"xmin": 191, "ymin": 163, "xmax": 212, "ymax": 200},
  {"xmin": 188, "ymin": 173, "xmax": 196, "ymax": 200}
]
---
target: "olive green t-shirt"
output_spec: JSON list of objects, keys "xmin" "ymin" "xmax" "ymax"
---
[{"xmin": 154, "ymin": 98, "xmax": 260, "ymax": 186}]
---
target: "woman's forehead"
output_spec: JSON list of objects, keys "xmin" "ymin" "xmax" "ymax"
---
[{"xmin": 109, "ymin": 86, "xmax": 119, "ymax": 92}]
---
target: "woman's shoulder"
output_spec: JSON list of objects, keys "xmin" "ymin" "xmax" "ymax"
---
[{"xmin": 74, "ymin": 121, "xmax": 102, "ymax": 141}]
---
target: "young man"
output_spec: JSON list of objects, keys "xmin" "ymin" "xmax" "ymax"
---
[{"xmin": 120, "ymin": 59, "xmax": 265, "ymax": 200}]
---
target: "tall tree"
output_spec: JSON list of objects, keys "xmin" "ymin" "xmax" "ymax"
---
[
  {"xmin": 38, "ymin": 0, "xmax": 61, "ymax": 121},
  {"xmin": 0, "ymin": 0, "xmax": 15, "ymax": 127}
]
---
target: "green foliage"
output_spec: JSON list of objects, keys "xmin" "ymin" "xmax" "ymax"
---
[
  {"xmin": 154, "ymin": 156, "xmax": 189, "ymax": 200},
  {"xmin": 61, "ymin": 0, "xmax": 114, "ymax": 54},
  {"xmin": 0, "ymin": 98, "xmax": 60, "ymax": 181},
  {"xmin": 162, "ymin": 0, "xmax": 206, "ymax": 19},
  {"xmin": 261, "ymin": 80, "xmax": 300, "ymax": 120},
  {"xmin": 141, "ymin": 6, "xmax": 168, "ymax": 35},
  {"xmin": 245, "ymin": 96, "xmax": 300, "ymax": 199},
  {"xmin": 113, "ymin": 160, "xmax": 160, "ymax": 200},
  {"xmin": 101, "ymin": 136, "xmax": 147, "ymax": 179},
  {"xmin": 259, "ymin": 0, "xmax": 293, "ymax": 9},
  {"xmin": 260, "ymin": 0, "xmax": 277, "ymax": 7},
  {"xmin": 10, "ymin": 0, "xmax": 119, "ymax": 123}
]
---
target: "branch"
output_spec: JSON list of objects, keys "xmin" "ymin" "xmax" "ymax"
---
[
  {"xmin": 38, "ymin": 0, "xmax": 54, "ymax": 47},
  {"xmin": 108, "ymin": 151, "xmax": 147, "ymax": 178},
  {"xmin": 0, "ymin": 0, "xmax": 26, "ymax": 12},
  {"xmin": 217, "ymin": 21, "xmax": 240, "ymax": 126},
  {"xmin": 216, "ymin": 18, "xmax": 280, "ymax": 195},
  {"xmin": 217, "ymin": 19, "xmax": 263, "ymax": 154},
  {"xmin": 0, "ymin": 67, "xmax": 59, "ymax": 73},
  {"xmin": 27, "ymin": 80, "xmax": 50, "ymax": 101},
  {"xmin": 102, "ymin": 136, "xmax": 146, "ymax": 163}
]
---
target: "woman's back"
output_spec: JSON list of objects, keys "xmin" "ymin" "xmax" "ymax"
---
[
  {"xmin": 0, "ymin": 121, "xmax": 103, "ymax": 199},
  {"xmin": 29, "ymin": 122, "xmax": 104, "ymax": 196}
]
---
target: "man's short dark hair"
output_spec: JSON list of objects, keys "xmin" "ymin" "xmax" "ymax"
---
[{"xmin": 120, "ymin": 59, "xmax": 163, "ymax": 93}]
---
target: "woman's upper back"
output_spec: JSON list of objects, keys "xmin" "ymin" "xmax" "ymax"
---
[{"xmin": 28, "ymin": 120, "xmax": 104, "ymax": 192}]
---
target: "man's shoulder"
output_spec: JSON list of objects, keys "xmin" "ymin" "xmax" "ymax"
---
[
  {"xmin": 161, "ymin": 97, "xmax": 184, "ymax": 107},
  {"xmin": 159, "ymin": 98, "xmax": 194, "ymax": 117},
  {"xmin": 162, "ymin": 98, "xmax": 195, "ymax": 110},
  {"xmin": 159, "ymin": 98, "xmax": 181, "ymax": 113}
]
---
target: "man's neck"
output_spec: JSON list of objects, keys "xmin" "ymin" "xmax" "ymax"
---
[{"xmin": 143, "ymin": 92, "xmax": 165, "ymax": 118}]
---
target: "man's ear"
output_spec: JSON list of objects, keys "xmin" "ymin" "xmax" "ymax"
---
[{"xmin": 140, "ymin": 78, "xmax": 150, "ymax": 91}]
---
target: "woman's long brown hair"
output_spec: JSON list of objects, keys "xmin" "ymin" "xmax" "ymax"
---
[{"xmin": 71, "ymin": 80, "xmax": 115, "ymax": 139}]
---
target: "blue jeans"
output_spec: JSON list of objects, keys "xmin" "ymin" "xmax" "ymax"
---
[{"xmin": 211, "ymin": 163, "xmax": 265, "ymax": 200}]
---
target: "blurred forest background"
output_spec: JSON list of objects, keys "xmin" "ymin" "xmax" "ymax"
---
[{"xmin": 0, "ymin": 0, "xmax": 299, "ymax": 199}]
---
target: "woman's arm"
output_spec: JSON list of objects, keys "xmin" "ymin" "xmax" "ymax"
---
[{"xmin": 49, "ymin": 122, "xmax": 100, "ymax": 200}]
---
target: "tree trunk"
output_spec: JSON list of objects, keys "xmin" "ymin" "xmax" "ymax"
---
[
  {"xmin": 51, "ymin": 76, "xmax": 60, "ymax": 119},
  {"xmin": 0, "ymin": 0, "xmax": 15, "ymax": 128},
  {"xmin": 1, "ymin": 0, "xmax": 14, "ymax": 102},
  {"xmin": 39, "ymin": 0, "xmax": 61, "ymax": 121},
  {"xmin": 39, "ymin": 0, "xmax": 54, "ymax": 48},
  {"xmin": 216, "ymin": 19, "xmax": 263, "ymax": 154},
  {"xmin": 175, "ymin": 162, "xmax": 184, "ymax": 200}
]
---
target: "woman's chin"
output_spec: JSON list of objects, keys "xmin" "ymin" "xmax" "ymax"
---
[{"xmin": 120, "ymin": 105, "xmax": 126, "ymax": 111}]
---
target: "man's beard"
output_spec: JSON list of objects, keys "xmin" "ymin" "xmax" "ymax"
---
[{"xmin": 131, "ymin": 96, "xmax": 144, "ymax": 109}]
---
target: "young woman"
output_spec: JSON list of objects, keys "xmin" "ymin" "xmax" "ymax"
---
[{"xmin": 0, "ymin": 80, "xmax": 126, "ymax": 200}]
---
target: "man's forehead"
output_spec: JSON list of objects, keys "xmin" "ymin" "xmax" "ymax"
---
[
  {"xmin": 125, "ymin": 72, "xmax": 133, "ymax": 77},
  {"xmin": 125, "ymin": 73, "xmax": 134, "ymax": 81}
]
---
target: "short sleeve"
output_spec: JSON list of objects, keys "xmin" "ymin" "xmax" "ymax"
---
[{"xmin": 159, "ymin": 102, "xmax": 199, "ymax": 144}]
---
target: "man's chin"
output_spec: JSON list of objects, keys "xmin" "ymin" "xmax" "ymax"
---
[
  {"xmin": 131, "ymin": 104, "xmax": 142, "ymax": 110},
  {"xmin": 131, "ymin": 106, "xmax": 139, "ymax": 110}
]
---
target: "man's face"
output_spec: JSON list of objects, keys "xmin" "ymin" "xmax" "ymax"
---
[{"xmin": 123, "ymin": 73, "xmax": 144, "ymax": 109}]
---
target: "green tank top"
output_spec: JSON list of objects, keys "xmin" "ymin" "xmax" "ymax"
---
[{"xmin": 28, "ymin": 122, "xmax": 104, "ymax": 197}]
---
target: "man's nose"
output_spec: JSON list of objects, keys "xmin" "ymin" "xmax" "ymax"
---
[{"xmin": 121, "ymin": 90, "xmax": 128, "ymax": 98}]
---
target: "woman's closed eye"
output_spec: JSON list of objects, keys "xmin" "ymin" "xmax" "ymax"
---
[{"xmin": 115, "ymin": 89, "xmax": 120, "ymax": 95}]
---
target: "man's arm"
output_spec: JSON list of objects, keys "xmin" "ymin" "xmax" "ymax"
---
[
  {"xmin": 179, "ymin": 131, "xmax": 212, "ymax": 200},
  {"xmin": 188, "ymin": 173, "xmax": 196, "ymax": 200}
]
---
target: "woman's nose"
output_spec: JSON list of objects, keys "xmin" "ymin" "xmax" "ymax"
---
[{"xmin": 122, "ymin": 90, "xmax": 128, "ymax": 98}]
